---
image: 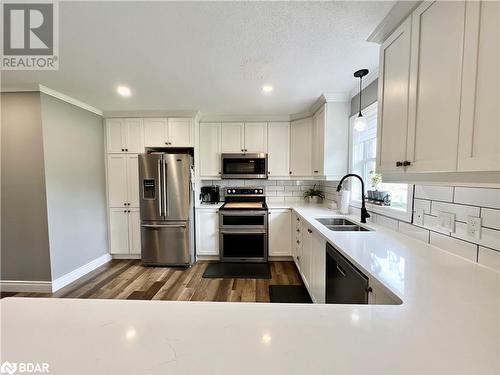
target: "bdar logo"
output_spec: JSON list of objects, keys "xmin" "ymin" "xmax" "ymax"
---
[{"xmin": 0, "ymin": 361, "xmax": 17, "ymax": 375}]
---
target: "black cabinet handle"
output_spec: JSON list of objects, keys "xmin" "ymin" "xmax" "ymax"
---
[
  {"xmin": 307, "ymin": 229, "xmax": 312, "ymax": 233},
  {"xmin": 289, "ymin": 171, "xmax": 292, "ymax": 175},
  {"xmin": 123, "ymin": 210, "xmax": 127, "ymax": 213},
  {"xmin": 296, "ymin": 229, "xmax": 300, "ymax": 232},
  {"xmin": 314, "ymin": 171, "xmax": 319, "ymax": 173},
  {"xmin": 403, "ymin": 161, "xmax": 411, "ymax": 166},
  {"xmin": 365, "ymin": 287, "xmax": 373, "ymax": 293},
  {"xmin": 396, "ymin": 161, "xmax": 403, "ymax": 167}
]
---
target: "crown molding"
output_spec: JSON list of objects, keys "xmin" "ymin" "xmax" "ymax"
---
[
  {"xmin": 309, "ymin": 92, "xmax": 350, "ymax": 115},
  {"xmin": 367, "ymin": 1, "xmax": 421, "ymax": 44},
  {"xmin": 199, "ymin": 114, "xmax": 291, "ymax": 123},
  {"xmin": 104, "ymin": 110, "xmax": 198, "ymax": 118},
  {"xmin": 39, "ymin": 85, "xmax": 103, "ymax": 116}
]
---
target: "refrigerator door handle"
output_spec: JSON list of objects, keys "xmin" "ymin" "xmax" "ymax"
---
[
  {"xmin": 163, "ymin": 160, "xmax": 168, "ymax": 217},
  {"xmin": 142, "ymin": 224, "xmax": 187, "ymax": 229},
  {"xmin": 157, "ymin": 159, "xmax": 163, "ymax": 217}
]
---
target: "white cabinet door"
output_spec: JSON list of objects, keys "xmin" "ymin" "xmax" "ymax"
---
[
  {"xmin": 290, "ymin": 118, "xmax": 313, "ymax": 177},
  {"xmin": 195, "ymin": 209, "xmax": 219, "ymax": 255},
  {"xmin": 458, "ymin": 1, "xmax": 500, "ymax": 171},
  {"xmin": 125, "ymin": 119, "xmax": 144, "ymax": 153},
  {"xmin": 109, "ymin": 208, "xmax": 130, "ymax": 254},
  {"xmin": 199, "ymin": 123, "xmax": 221, "ymax": 178},
  {"xmin": 312, "ymin": 108, "xmax": 325, "ymax": 177},
  {"xmin": 107, "ymin": 155, "xmax": 128, "ymax": 208},
  {"xmin": 406, "ymin": 1, "xmax": 466, "ymax": 172},
  {"xmin": 292, "ymin": 212, "xmax": 302, "ymax": 267},
  {"xmin": 268, "ymin": 209, "xmax": 292, "ymax": 256},
  {"xmin": 244, "ymin": 122, "xmax": 267, "ymax": 153},
  {"xmin": 377, "ymin": 17, "xmax": 412, "ymax": 172},
  {"xmin": 126, "ymin": 155, "xmax": 140, "ymax": 207},
  {"xmin": 311, "ymin": 232, "xmax": 326, "ymax": 303},
  {"xmin": 106, "ymin": 119, "xmax": 125, "ymax": 153},
  {"xmin": 128, "ymin": 208, "xmax": 141, "ymax": 255},
  {"xmin": 221, "ymin": 123, "xmax": 244, "ymax": 153},
  {"xmin": 144, "ymin": 118, "xmax": 167, "ymax": 147},
  {"xmin": 301, "ymin": 225, "xmax": 313, "ymax": 289},
  {"xmin": 168, "ymin": 118, "xmax": 193, "ymax": 147},
  {"xmin": 267, "ymin": 122, "xmax": 290, "ymax": 178}
]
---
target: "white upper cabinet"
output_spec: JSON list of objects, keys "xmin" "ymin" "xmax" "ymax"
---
[
  {"xmin": 312, "ymin": 108, "xmax": 325, "ymax": 176},
  {"xmin": 144, "ymin": 118, "xmax": 167, "ymax": 147},
  {"xmin": 199, "ymin": 123, "xmax": 221, "ymax": 178},
  {"xmin": 377, "ymin": 18, "xmax": 412, "ymax": 173},
  {"xmin": 268, "ymin": 209, "xmax": 292, "ymax": 256},
  {"xmin": 144, "ymin": 117, "xmax": 193, "ymax": 147},
  {"xmin": 458, "ymin": 1, "xmax": 500, "ymax": 171},
  {"xmin": 290, "ymin": 117, "xmax": 313, "ymax": 177},
  {"xmin": 220, "ymin": 122, "xmax": 267, "ymax": 153},
  {"xmin": 168, "ymin": 117, "xmax": 193, "ymax": 147},
  {"xmin": 244, "ymin": 122, "xmax": 267, "ymax": 153},
  {"xmin": 377, "ymin": 1, "xmax": 499, "ymax": 177},
  {"xmin": 221, "ymin": 123, "xmax": 244, "ymax": 153},
  {"xmin": 406, "ymin": 1, "xmax": 466, "ymax": 172},
  {"xmin": 267, "ymin": 122, "xmax": 290, "ymax": 178},
  {"xmin": 106, "ymin": 118, "xmax": 144, "ymax": 153}
]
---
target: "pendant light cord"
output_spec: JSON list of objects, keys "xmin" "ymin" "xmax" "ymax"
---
[{"xmin": 358, "ymin": 75, "xmax": 363, "ymax": 116}]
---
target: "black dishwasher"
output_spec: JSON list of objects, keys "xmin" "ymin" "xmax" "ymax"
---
[{"xmin": 326, "ymin": 243, "xmax": 369, "ymax": 304}]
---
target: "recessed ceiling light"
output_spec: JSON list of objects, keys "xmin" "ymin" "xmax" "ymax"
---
[
  {"xmin": 117, "ymin": 85, "xmax": 131, "ymax": 97},
  {"xmin": 262, "ymin": 85, "xmax": 273, "ymax": 94}
]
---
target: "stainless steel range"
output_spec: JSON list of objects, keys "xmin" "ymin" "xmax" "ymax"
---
[{"xmin": 219, "ymin": 187, "xmax": 268, "ymax": 263}]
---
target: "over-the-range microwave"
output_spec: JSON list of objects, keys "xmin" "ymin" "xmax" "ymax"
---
[{"xmin": 221, "ymin": 153, "xmax": 267, "ymax": 179}]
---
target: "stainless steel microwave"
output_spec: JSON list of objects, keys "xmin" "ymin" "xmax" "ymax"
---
[{"xmin": 221, "ymin": 153, "xmax": 267, "ymax": 179}]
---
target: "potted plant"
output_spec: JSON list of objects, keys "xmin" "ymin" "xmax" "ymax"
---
[
  {"xmin": 367, "ymin": 171, "xmax": 382, "ymax": 200},
  {"xmin": 303, "ymin": 184, "xmax": 325, "ymax": 203}
]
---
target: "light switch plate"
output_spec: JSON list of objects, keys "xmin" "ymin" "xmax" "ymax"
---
[
  {"xmin": 437, "ymin": 211, "xmax": 455, "ymax": 233},
  {"xmin": 467, "ymin": 216, "xmax": 482, "ymax": 240},
  {"xmin": 414, "ymin": 208, "xmax": 424, "ymax": 226}
]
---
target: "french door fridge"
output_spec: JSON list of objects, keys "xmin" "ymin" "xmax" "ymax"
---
[{"xmin": 138, "ymin": 153, "xmax": 194, "ymax": 266}]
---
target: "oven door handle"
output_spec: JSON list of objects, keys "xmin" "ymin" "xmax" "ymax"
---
[
  {"xmin": 220, "ymin": 229, "xmax": 267, "ymax": 234},
  {"xmin": 219, "ymin": 211, "xmax": 267, "ymax": 216}
]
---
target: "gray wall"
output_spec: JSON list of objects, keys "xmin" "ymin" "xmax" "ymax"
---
[
  {"xmin": 1, "ymin": 92, "xmax": 52, "ymax": 281},
  {"xmin": 350, "ymin": 78, "xmax": 378, "ymax": 116},
  {"xmin": 40, "ymin": 94, "xmax": 107, "ymax": 280}
]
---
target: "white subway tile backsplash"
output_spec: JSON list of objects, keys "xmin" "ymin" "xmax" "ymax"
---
[
  {"xmin": 375, "ymin": 215, "xmax": 399, "ymax": 231},
  {"xmin": 398, "ymin": 222, "xmax": 429, "ymax": 243},
  {"xmin": 415, "ymin": 214, "xmax": 450, "ymax": 235},
  {"xmin": 430, "ymin": 201, "xmax": 480, "ymax": 223},
  {"xmin": 481, "ymin": 208, "xmax": 500, "ymax": 231},
  {"xmin": 414, "ymin": 185, "xmax": 454, "ymax": 202},
  {"xmin": 453, "ymin": 222, "xmax": 500, "ymax": 252},
  {"xmin": 430, "ymin": 232, "xmax": 478, "ymax": 262},
  {"xmin": 266, "ymin": 185, "xmax": 284, "ymax": 191},
  {"xmin": 454, "ymin": 187, "xmax": 500, "ymax": 209},
  {"xmin": 477, "ymin": 247, "xmax": 500, "ymax": 272},
  {"xmin": 413, "ymin": 199, "xmax": 431, "ymax": 214},
  {"xmin": 267, "ymin": 196, "xmax": 285, "ymax": 203}
]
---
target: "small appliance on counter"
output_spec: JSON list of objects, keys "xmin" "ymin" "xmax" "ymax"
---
[{"xmin": 200, "ymin": 185, "xmax": 220, "ymax": 204}]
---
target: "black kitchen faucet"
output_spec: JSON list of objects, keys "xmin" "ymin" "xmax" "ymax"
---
[{"xmin": 336, "ymin": 174, "xmax": 371, "ymax": 224}]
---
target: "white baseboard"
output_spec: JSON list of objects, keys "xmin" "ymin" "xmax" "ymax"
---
[
  {"xmin": 0, "ymin": 280, "xmax": 52, "ymax": 293},
  {"xmin": 196, "ymin": 255, "xmax": 219, "ymax": 261},
  {"xmin": 269, "ymin": 255, "xmax": 293, "ymax": 261},
  {"xmin": 111, "ymin": 254, "xmax": 141, "ymax": 259},
  {"xmin": 51, "ymin": 253, "xmax": 112, "ymax": 292}
]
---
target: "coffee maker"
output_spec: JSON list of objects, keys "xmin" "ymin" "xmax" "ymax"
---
[{"xmin": 200, "ymin": 186, "xmax": 220, "ymax": 204}]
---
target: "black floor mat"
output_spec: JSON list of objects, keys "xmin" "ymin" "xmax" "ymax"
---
[
  {"xmin": 269, "ymin": 285, "xmax": 313, "ymax": 303},
  {"xmin": 202, "ymin": 262, "xmax": 271, "ymax": 279}
]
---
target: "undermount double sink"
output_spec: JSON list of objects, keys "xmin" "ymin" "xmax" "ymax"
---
[{"xmin": 316, "ymin": 218, "xmax": 370, "ymax": 232}]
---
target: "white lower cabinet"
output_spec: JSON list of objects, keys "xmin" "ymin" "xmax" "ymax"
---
[
  {"xmin": 268, "ymin": 209, "xmax": 291, "ymax": 256},
  {"xmin": 310, "ymin": 231, "xmax": 326, "ymax": 303},
  {"xmin": 195, "ymin": 208, "xmax": 219, "ymax": 256},
  {"xmin": 109, "ymin": 207, "xmax": 141, "ymax": 255},
  {"xmin": 292, "ymin": 212, "xmax": 303, "ymax": 268}
]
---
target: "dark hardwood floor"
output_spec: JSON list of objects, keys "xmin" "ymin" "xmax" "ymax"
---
[{"xmin": 1, "ymin": 260, "xmax": 303, "ymax": 302}]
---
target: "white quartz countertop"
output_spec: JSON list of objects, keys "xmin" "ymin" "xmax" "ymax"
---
[{"xmin": 2, "ymin": 203, "xmax": 499, "ymax": 374}]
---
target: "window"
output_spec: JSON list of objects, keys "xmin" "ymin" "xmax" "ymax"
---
[{"xmin": 349, "ymin": 102, "xmax": 413, "ymax": 221}]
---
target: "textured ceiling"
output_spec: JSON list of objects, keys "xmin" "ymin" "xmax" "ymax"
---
[{"xmin": 1, "ymin": 1, "xmax": 394, "ymax": 115}]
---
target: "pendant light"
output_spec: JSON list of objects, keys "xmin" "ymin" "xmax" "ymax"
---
[{"xmin": 353, "ymin": 69, "xmax": 369, "ymax": 132}]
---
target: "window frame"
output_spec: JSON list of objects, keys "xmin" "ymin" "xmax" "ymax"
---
[{"xmin": 348, "ymin": 101, "xmax": 414, "ymax": 223}]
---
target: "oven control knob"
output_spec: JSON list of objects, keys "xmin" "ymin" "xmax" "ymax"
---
[
  {"xmin": 259, "ymin": 189, "xmax": 263, "ymax": 194},
  {"xmin": 254, "ymin": 189, "xmax": 258, "ymax": 193}
]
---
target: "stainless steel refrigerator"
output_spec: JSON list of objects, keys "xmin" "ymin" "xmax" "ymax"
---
[{"xmin": 138, "ymin": 153, "xmax": 194, "ymax": 266}]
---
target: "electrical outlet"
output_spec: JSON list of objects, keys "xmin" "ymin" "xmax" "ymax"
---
[
  {"xmin": 414, "ymin": 208, "xmax": 424, "ymax": 226},
  {"xmin": 467, "ymin": 216, "xmax": 482, "ymax": 240},
  {"xmin": 437, "ymin": 211, "xmax": 455, "ymax": 233}
]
